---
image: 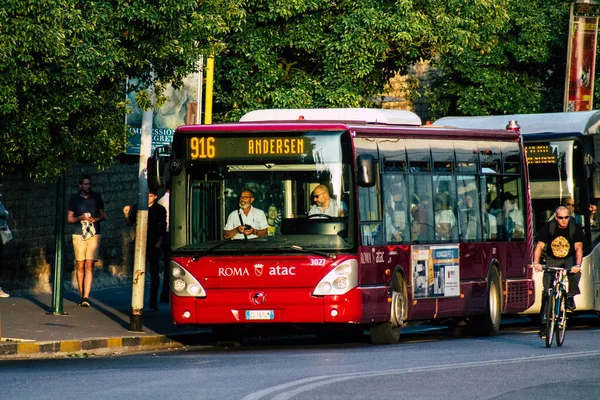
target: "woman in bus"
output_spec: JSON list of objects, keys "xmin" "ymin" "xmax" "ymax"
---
[{"xmin": 434, "ymin": 192, "xmax": 457, "ymax": 241}]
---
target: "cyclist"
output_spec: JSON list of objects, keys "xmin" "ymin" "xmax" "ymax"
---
[{"xmin": 532, "ymin": 206, "xmax": 583, "ymax": 337}]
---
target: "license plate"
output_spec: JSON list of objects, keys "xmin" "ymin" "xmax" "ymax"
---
[{"xmin": 245, "ymin": 310, "xmax": 274, "ymax": 320}]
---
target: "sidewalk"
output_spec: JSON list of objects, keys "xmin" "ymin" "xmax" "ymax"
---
[{"xmin": 0, "ymin": 285, "xmax": 211, "ymax": 359}]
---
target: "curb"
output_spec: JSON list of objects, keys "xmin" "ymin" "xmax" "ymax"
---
[{"xmin": 0, "ymin": 332, "xmax": 205, "ymax": 359}]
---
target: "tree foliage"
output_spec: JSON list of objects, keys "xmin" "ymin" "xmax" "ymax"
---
[
  {"xmin": 1, "ymin": 0, "xmax": 577, "ymax": 181},
  {"xmin": 423, "ymin": 0, "xmax": 571, "ymax": 118},
  {"xmin": 211, "ymin": 0, "xmax": 572, "ymax": 121},
  {"xmin": 213, "ymin": 0, "xmax": 433, "ymax": 121},
  {"xmin": 0, "ymin": 0, "xmax": 243, "ymax": 182}
]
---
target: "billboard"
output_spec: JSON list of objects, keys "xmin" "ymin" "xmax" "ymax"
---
[
  {"xmin": 564, "ymin": 2, "xmax": 600, "ymax": 112},
  {"xmin": 125, "ymin": 73, "xmax": 201, "ymax": 155}
]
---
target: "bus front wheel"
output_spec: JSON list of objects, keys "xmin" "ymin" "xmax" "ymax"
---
[{"xmin": 370, "ymin": 273, "xmax": 407, "ymax": 344}]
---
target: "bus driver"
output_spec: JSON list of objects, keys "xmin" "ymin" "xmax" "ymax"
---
[
  {"xmin": 223, "ymin": 188, "xmax": 268, "ymax": 239},
  {"xmin": 308, "ymin": 184, "xmax": 346, "ymax": 217}
]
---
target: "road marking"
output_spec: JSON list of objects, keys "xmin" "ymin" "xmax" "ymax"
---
[{"xmin": 242, "ymin": 350, "xmax": 600, "ymax": 400}]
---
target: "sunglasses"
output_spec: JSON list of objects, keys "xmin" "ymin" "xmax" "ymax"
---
[
  {"xmin": 313, "ymin": 192, "xmax": 324, "ymax": 199},
  {"xmin": 556, "ymin": 216, "xmax": 570, "ymax": 220},
  {"xmin": 565, "ymin": 203, "xmax": 574, "ymax": 206}
]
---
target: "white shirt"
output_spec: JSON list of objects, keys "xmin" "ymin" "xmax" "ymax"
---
[
  {"xmin": 485, "ymin": 213, "xmax": 497, "ymax": 239},
  {"xmin": 309, "ymin": 198, "xmax": 345, "ymax": 217},
  {"xmin": 224, "ymin": 206, "xmax": 268, "ymax": 240},
  {"xmin": 435, "ymin": 209, "xmax": 456, "ymax": 240}
]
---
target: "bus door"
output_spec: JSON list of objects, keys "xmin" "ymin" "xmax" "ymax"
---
[{"xmin": 191, "ymin": 181, "xmax": 222, "ymax": 243}]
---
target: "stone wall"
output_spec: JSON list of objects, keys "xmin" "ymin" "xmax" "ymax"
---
[{"xmin": 0, "ymin": 160, "xmax": 142, "ymax": 292}]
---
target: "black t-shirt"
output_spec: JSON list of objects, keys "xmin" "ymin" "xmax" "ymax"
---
[
  {"xmin": 68, "ymin": 191, "xmax": 105, "ymax": 235},
  {"xmin": 535, "ymin": 219, "xmax": 584, "ymax": 263},
  {"xmin": 127, "ymin": 203, "xmax": 167, "ymax": 248}
]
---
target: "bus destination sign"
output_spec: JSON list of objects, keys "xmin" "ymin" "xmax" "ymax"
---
[
  {"xmin": 525, "ymin": 144, "xmax": 557, "ymax": 164},
  {"xmin": 189, "ymin": 136, "xmax": 308, "ymax": 160}
]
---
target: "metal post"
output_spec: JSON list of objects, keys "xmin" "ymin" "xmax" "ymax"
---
[
  {"xmin": 204, "ymin": 55, "xmax": 214, "ymax": 125},
  {"xmin": 50, "ymin": 172, "xmax": 66, "ymax": 315},
  {"xmin": 197, "ymin": 55, "xmax": 203, "ymax": 125},
  {"xmin": 129, "ymin": 86, "xmax": 153, "ymax": 332}
]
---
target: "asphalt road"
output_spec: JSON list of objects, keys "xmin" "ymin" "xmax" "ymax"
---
[{"xmin": 1, "ymin": 321, "xmax": 599, "ymax": 400}]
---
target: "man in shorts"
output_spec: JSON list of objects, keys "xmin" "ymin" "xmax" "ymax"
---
[{"xmin": 67, "ymin": 175, "xmax": 106, "ymax": 307}]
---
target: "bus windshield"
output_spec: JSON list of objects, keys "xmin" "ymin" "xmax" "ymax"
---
[
  {"xmin": 525, "ymin": 139, "xmax": 583, "ymax": 235},
  {"xmin": 171, "ymin": 130, "xmax": 356, "ymax": 254}
]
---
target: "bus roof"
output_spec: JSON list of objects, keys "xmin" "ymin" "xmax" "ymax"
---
[
  {"xmin": 240, "ymin": 108, "xmax": 422, "ymax": 126},
  {"xmin": 433, "ymin": 110, "xmax": 600, "ymax": 135}
]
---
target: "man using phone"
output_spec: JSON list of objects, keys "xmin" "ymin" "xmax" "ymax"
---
[{"xmin": 223, "ymin": 188, "xmax": 268, "ymax": 240}]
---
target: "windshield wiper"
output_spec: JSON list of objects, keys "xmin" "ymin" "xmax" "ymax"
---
[
  {"xmin": 192, "ymin": 241, "xmax": 231, "ymax": 261},
  {"xmin": 290, "ymin": 245, "xmax": 336, "ymax": 260}
]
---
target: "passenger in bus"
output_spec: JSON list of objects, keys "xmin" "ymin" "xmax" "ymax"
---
[
  {"xmin": 484, "ymin": 194, "xmax": 498, "ymax": 240},
  {"xmin": 223, "ymin": 188, "xmax": 268, "ymax": 239},
  {"xmin": 590, "ymin": 204, "xmax": 597, "ymax": 228},
  {"xmin": 564, "ymin": 198, "xmax": 584, "ymax": 227},
  {"xmin": 308, "ymin": 184, "xmax": 346, "ymax": 217},
  {"xmin": 384, "ymin": 205, "xmax": 404, "ymax": 242},
  {"xmin": 502, "ymin": 192, "xmax": 524, "ymax": 239},
  {"xmin": 266, "ymin": 204, "xmax": 281, "ymax": 237},
  {"xmin": 460, "ymin": 192, "xmax": 481, "ymax": 240},
  {"xmin": 390, "ymin": 184, "xmax": 408, "ymax": 235},
  {"xmin": 411, "ymin": 193, "xmax": 433, "ymax": 241},
  {"xmin": 533, "ymin": 206, "xmax": 584, "ymax": 337},
  {"xmin": 434, "ymin": 193, "xmax": 457, "ymax": 241}
]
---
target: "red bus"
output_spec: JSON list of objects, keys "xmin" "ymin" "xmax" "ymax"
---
[{"xmin": 160, "ymin": 108, "xmax": 535, "ymax": 343}]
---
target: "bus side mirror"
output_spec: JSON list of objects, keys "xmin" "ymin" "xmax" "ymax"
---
[
  {"xmin": 357, "ymin": 154, "xmax": 376, "ymax": 187},
  {"xmin": 147, "ymin": 156, "xmax": 165, "ymax": 190}
]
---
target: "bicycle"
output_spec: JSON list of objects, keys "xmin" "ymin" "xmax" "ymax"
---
[{"xmin": 541, "ymin": 265, "xmax": 569, "ymax": 348}]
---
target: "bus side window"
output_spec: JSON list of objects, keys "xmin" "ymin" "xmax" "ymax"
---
[{"xmin": 359, "ymin": 185, "xmax": 383, "ymax": 245}]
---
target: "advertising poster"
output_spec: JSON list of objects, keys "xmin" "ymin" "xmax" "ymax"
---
[
  {"xmin": 412, "ymin": 245, "xmax": 460, "ymax": 298},
  {"xmin": 125, "ymin": 73, "xmax": 201, "ymax": 155},
  {"xmin": 564, "ymin": 3, "xmax": 599, "ymax": 112}
]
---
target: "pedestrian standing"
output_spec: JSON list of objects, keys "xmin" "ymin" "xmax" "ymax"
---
[
  {"xmin": 124, "ymin": 189, "xmax": 167, "ymax": 311},
  {"xmin": 157, "ymin": 181, "xmax": 171, "ymax": 303},
  {"xmin": 67, "ymin": 175, "xmax": 106, "ymax": 307},
  {"xmin": 0, "ymin": 177, "xmax": 11, "ymax": 298}
]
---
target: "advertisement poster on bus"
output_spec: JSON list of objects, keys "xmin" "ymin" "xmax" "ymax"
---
[
  {"xmin": 412, "ymin": 245, "xmax": 460, "ymax": 298},
  {"xmin": 564, "ymin": 2, "xmax": 599, "ymax": 112},
  {"xmin": 125, "ymin": 73, "xmax": 201, "ymax": 155}
]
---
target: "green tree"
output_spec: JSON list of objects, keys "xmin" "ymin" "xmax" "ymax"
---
[
  {"xmin": 424, "ymin": 0, "xmax": 570, "ymax": 118},
  {"xmin": 212, "ymin": 0, "xmax": 433, "ymax": 121},
  {"xmin": 0, "ymin": 0, "xmax": 243, "ymax": 182}
]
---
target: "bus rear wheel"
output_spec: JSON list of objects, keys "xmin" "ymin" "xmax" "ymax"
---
[
  {"xmin": 370, "ymin": 274, "xmax": 407, "ymax": 344},
  {"xmin": 472, "ymin": 267, "xmax": 502, "ymax": 336}
]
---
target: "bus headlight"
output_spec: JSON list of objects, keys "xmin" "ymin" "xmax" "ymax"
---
[
  {"xmin": 173, "ymin": 279, "xmax": 186, "ymax": 292},
  {"xmin": 312, "ymin": 259, "xmax": 358, "ymax": 296},
  {"xmin": 172, "ymin": 266, "xmax": 184, "ymax": 278},
  {"xmin": 188, "ymin": 284, "xmax": 201, "ymax": 296},
  {"xmin": 170, "ymin": 261, "xmax": 206, "ymax": 298}
]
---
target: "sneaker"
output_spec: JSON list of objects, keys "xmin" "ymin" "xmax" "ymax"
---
[
  {"xmin": 566, "ymin": 296, "xmax": 576, "ymax": 311},
  {"xmin": 80, "ymin": 297, "xmax": 91, "ymax": 307},
  {"xmin": 0, "ymin": 287, "xmax": 10, "ymax": 298}
]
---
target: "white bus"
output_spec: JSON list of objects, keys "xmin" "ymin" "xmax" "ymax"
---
[{"xmin": 434, "ymin": 111, "xmax": 600, "ymax": 319}]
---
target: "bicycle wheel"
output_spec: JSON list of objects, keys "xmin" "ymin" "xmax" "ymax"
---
[
  {"xmin": 556, "ymin": 294, "xmax": 567, "ymax": 347},
  {"xmin": 545, "ymin": 293, "xmax": 556, "ymax": 348}
]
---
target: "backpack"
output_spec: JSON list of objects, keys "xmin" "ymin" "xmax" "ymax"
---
[{"xmin": 548, "ymin": 217, "xmax": 577, "ymax": 240}]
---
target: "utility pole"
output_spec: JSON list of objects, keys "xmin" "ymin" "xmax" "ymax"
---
[
  {"xmin": 50, "ymin": 172, "xmax": 66, "ymax": 315},
  {"xmin": 129, "ymin": 86, "xmax": 154, "ymax": 332},
  {"xmin": 204, "ymin": 55, "xmax": 214, "ymax": 125}
]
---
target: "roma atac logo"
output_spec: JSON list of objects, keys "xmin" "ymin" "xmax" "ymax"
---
[{"xmin": 254, "ymin": 263, "xmax": 264, "ymax": 277}]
